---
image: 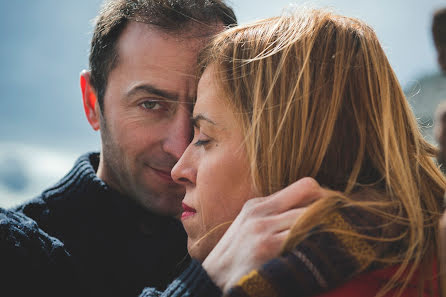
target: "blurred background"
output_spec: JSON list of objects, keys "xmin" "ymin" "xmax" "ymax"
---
[{"xmin": 1, "ymin": 0, "xmax": 445, "ymax": 207}]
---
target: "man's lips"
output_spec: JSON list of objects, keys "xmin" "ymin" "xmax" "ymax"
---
[
  {"xmin": 181, "ymin": 202, "xmax": 196, "ymax": 220},
  {"xmin": 150, "ymin": 166, "xmax": 174, "ymax": 182}
]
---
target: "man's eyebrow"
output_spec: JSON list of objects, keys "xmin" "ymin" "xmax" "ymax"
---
[
  {"xmin": 126, "ymin": 84, "xmax": 179, "ymax": 101},
  {"xmin": 191, "ymin": 114, "xmax": 216, "ymax": 127}
]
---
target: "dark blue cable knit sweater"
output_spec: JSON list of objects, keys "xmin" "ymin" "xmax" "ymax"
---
[
  {"xmin": 139, "ymin": 259, "xmax": 222, "ymax": 297},
  {"xmin": 13, "ymin": 152, "xmax": 189, "ymax": 297},
  {"xmin": 0, "ymin": 208, "xmax": 80, "ymax": 297},
  {"xmin": 1, "ymin": 205, "xmax": 221, "ymax": 297}
]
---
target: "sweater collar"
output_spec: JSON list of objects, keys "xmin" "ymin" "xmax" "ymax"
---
[{"xmin": 48, "ymin": 152, "xmax": 183, "ymax": 233}]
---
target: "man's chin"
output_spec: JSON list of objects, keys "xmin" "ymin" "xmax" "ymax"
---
[
  {"xmin": 138, "ymin": 194, "xmax": 183, "ymax": 217},
  {"xmin": 156, "ymin": 205, "xmax": 183, "ymax": 218}
]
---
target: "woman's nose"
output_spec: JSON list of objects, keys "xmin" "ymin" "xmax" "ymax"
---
[{"xmin": 171, "ymin": 147, "xmax": 196, "ymax": 186}]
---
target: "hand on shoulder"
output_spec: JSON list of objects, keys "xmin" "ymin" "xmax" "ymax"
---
[{"xmin": 202, "ymin": 177, "xmax": 329, "ymax": 292}]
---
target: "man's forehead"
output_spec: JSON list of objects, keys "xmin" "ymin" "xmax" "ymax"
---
[
  {"xmin": 106, "ymin": 20, "xmax": 225, "ymax": 105},
  {"xmin": 113, "ymin": 20, "xmax": 226, "ymax": 75},
  {"xmin": 116, "ymin": 23, "xmax": 204, "ymax": 68}
]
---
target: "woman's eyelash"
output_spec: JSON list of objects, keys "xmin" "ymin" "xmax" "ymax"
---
[{"xmin": 194, "ymin": 139, "xmax": 210, "ymax": 146}]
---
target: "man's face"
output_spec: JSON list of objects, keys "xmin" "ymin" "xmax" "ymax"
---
[{"xmin": 96, "ymin": 22, "xmax": 205, "ymax": 217}]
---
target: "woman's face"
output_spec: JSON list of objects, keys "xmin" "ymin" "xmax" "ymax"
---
[{"xmin": 171, "ymin": 65, "xmax": 258, "ymax": 261}]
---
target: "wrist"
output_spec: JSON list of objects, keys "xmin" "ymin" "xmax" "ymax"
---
[{"xmin": 162, "ymin": 259, "xmax": 222, "ymax": 297}]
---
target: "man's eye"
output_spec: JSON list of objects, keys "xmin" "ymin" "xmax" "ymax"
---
[{"xmin": 141, "ymin": 101, "xmax": 162, "ymax": 110}]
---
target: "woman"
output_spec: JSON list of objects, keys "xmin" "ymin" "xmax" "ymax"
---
[{"xmin": 169, "ymin": 8, "xmax": 445, "ymax": 297}]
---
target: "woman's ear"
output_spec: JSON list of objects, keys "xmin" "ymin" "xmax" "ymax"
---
[{"xmin": 80, "ymin": 70, "xmax": 100, "ymax": 131}]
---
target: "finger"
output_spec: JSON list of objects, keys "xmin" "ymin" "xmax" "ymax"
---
[
  {"xmin": 269, "ymin": 207, "xmax": 308, "ymax": 232},
  {"xmin": 263, "ymin": 177, "xmax": 326, "ymax": 214},
  {"xmin": 273, "ymin": 229, "xmax": 291, "ymax": 249},
  {"xmin": 273, "ymin": 207, "xmax": 308, "ymax": 233},
  {"xmin": 255, "ymin": 229, "xmax": 291, "ymax": 260}
]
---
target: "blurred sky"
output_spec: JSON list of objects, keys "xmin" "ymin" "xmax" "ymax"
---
[{"xmin": 0, "ymin": 0, "xmax": 445, "ymax": 207}]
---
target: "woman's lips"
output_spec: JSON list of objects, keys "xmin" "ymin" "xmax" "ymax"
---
[{"xmin": 181, "ymin": 202, "xmax": 196, "ymax": 220}]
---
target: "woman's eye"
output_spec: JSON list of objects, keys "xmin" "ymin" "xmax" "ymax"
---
[
  {"xmin": 192, "ymin": 127, "xmax": 212, "ymax": 147},
  {"xmin": 140, "ymin": 101, "xmax": 162, "ymax": 110},
  {"xmin": 194, "ymin": 139, "xmax": 211, "ymax": 146}
]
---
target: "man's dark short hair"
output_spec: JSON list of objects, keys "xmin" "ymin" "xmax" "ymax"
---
[
  {"xmin": 89, "ymin": 0, "xmax": 237, "ymax": 111},
  {"xmin": 433, "ymin": 7, "xmax": 446, "ymax": 72},
  {"xmin": 433, "ymin": 7, "xmax": 446, "ymax": 48}
]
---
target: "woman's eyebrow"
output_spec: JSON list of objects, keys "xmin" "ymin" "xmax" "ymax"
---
[{"xmin": 191, "ymin": 114, "xmax": 216, "ymax": 128}]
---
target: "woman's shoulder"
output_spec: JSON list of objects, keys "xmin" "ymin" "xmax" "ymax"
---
[{"xmin": 315, "ymin": 264, "xmax": 437, "ymax": 297}]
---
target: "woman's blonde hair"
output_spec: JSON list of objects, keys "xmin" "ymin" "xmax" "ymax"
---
[{"xmin": 199, "ymin": 8, "xmax": 446, "ymax": 297}]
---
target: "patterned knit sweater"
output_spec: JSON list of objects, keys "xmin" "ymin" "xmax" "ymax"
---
[
  {"xmin": 141, "ymin": 203, "xmax": 406, "ymax": 297},
  {"xmin": 225, "ymin": 209, "xmax": 398, "ymax": 297}
]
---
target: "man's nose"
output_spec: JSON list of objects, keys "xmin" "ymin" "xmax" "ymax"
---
[{"xmin": 162, "ymin": 105, "xmax": 192, "ymax": 160}]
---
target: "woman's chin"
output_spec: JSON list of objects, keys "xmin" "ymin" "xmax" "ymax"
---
[
  {"xmin": 186, "ymin": 223, "xmax": 232, "ymax": 262},
  {"xmin": 187, "ymin": 231, "xmax": 226, "ymax": 262},
  {"xmin": 187, "ymin": 238, "xmax": 213, "ymax": 263}
]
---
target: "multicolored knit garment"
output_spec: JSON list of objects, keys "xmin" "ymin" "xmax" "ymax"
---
[{"xmin": 224, "ymin": 206, "xmax": 404, "ymax": 297}]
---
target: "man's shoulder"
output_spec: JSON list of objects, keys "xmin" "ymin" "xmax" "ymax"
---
[
  {"xmin": 0, "ymin": 207, "xmax": 81, "ymax": 297},
  {"xmin": 13, "ymin": 152, "xmax": 101, "ymax": 227},
  {"xmin": 0, "ymin": 207, "xmax": 68, "ymax": 258}
]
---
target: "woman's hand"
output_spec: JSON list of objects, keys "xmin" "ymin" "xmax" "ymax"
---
[{"xmin": 202, "ymin": 177, "xmax": 329, "ymax": 293}]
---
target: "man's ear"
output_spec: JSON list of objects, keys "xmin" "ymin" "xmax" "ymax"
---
[{"xmin": 80, "ymin": 70, "xmax": 100, "ymax": 131}]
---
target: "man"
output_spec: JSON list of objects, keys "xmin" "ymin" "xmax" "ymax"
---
[{"xmin": 15, "ymin": 1, "xmax": 237, "ymax": 296}]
